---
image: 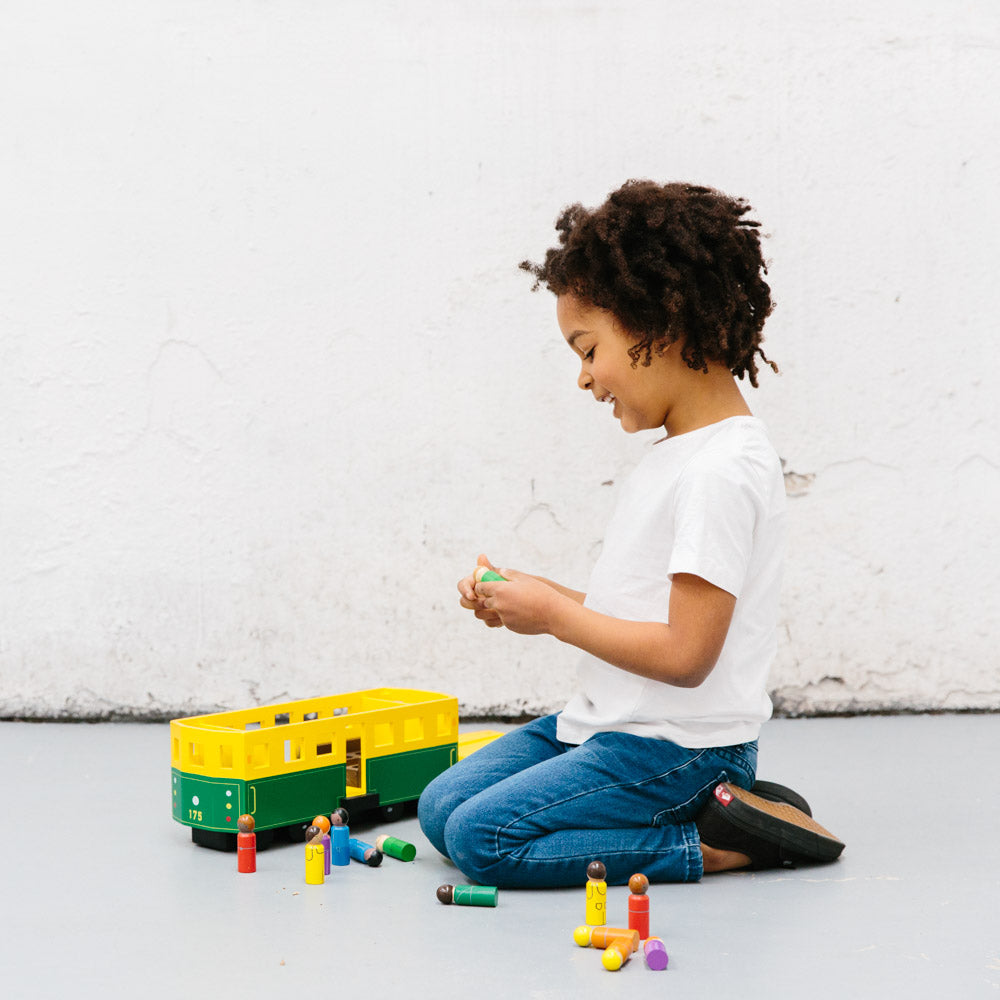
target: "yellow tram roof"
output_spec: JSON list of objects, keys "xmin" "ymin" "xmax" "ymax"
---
[
  {"xmin": 171, "ymin": 687, "xmax": 458, "ymax": 732},
  {"xmin": 170, "ymin": 687, "xmax": 461, "ymax": 779}
]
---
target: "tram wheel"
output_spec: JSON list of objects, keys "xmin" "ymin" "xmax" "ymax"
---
[{"xmin": 192, "ymin": 827, "xmax": 236, "ymax": 852}]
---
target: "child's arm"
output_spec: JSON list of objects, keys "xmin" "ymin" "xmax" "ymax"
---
[
  {"xmin": 474, "ymin": 571, "xmax": 733, "ymax": 688},
  {"xmin": 523, "ymin": 575, "xmax": 586, "ymax": 604}
]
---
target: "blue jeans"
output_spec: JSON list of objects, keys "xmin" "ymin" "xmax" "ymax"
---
[{"xmin": 418, "ymin": 714, "xmax": 757, "ymax": 889}]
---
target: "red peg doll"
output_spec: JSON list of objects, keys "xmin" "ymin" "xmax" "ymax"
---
[
  {"xmin": 237, "ymin": 814, "xmax": 257, "ymax": 873},
  {"xmin": 628, "ymin": 873, "xmax": 650, "ymax": 939}
]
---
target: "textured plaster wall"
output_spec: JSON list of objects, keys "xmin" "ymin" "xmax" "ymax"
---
[{"xmin": 2, "ymin": 1, "xmax": 998, "ymax": 719}]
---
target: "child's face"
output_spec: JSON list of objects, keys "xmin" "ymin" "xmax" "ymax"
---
[{"xmin": 557, "ymin": 293, "xmax": 676, "ymax": 434}]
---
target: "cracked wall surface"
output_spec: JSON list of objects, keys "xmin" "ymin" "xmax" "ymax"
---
[{"xmin": 2, "ymin": 2, "xmax": 999, "ymax": 720}]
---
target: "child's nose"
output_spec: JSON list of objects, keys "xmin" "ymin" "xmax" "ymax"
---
[{"xmin": 578, "ymin": 367, "xmax": 592, "ymax": 391}]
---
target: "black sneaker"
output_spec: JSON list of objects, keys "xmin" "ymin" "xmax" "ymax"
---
[{"xmin": 697, "ymin": 782, "xmax": 845, "ymax": 869}]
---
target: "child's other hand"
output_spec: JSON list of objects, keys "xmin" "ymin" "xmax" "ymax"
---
[
  {"xmin": 473, "ymin": 569, "xmax": 563, "ymax": 636},
  {"xmin": 458, "ymin": 554, "xmax": 504, "ymax": 628}
]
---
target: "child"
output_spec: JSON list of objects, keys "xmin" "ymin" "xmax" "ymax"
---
[{"xmin": 418, "ymin": 180, "xmax": 844, "ymax": 889}]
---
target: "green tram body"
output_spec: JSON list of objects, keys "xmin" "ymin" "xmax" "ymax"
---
[
  {"xmin": 170, "ymin": 744, "xmax": 455, "ymax": 847},
  {"xmin": 170, "ymin": 688, "xmax": 489, "ymax": 850}
]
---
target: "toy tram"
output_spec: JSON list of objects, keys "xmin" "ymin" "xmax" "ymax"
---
[{"xmin": 171, "ymin": 687, "xmax": 502, "ymax": 850}]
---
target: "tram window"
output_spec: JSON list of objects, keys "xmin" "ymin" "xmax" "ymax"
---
[
  {"xmin": 245, "ymin": 721, "xmax": 261, "ymax": 731},
  {"xmin": 316, "ymin": 742, "xmax": 332, "ymax": 756},
  {"xmin": 404, "ymin": 717, "xmax": 425, "ymax": 743},
  {"xmin": 275, "ymin": 713, "xmax": 290, "ymax": 726},
  {"xmin": 304, "ymin": 711, "xmax": 318, "ymax": 721},
  {"xmin": 189, "ymin": 742, "xmax": 205, "ymax": 766},
  {"xmin": 219, "ymin": 744, "xmax": 233, "ymax": 769},
  {"xmin": 284, "ymin": 738, "xmax": 302, "ymax": 763},
  {"xmin": 346, "ymin": 738, "xmax": 361, "ymax": 787},
  {"xmin": 333, "ymin": 706, "xmax": 349, "ymax": 716},
  {"xmin": 374, "ymin": 723, "xmax": 394, "ymax": 748},
  {"xmin": 437, "ymin": 712, "xmax": 454, "ymax": 736}
]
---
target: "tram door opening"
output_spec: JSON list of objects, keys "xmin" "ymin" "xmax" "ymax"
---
[{"xmin": 346, "ymin": 738, "xmax": 363, "ymax": 792}]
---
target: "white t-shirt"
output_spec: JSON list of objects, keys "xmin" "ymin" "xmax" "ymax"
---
[{"xmin": 556, "ymin": 416, "xmax": 786, "ymax": 749}]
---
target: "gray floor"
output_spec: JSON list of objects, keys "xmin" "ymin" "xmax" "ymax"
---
[{"xmin": 1, "ymin": 714, "xmax": 998, "ymax": 998}]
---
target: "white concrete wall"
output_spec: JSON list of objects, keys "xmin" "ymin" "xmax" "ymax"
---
[{"xmin": 2, "ymin": 1, "xmax": 997, "ymax": 719}]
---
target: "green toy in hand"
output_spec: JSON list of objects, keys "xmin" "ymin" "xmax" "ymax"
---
[{"xmin": 475, "ymin": 568, "xmax": 508, "ymax": 583}]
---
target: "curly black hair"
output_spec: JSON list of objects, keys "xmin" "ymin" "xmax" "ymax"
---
[{"xmin": 520, "ymin": 180, "xmax": 778, "ymax": 386}]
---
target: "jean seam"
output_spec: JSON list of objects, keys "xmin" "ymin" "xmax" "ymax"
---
[
  {"xmin": 480, "ymin": 828, "xmax": 706, "ymax": 872},
  {"xmin": 654, "ymin": 767, "xmax": 733, "ymax": 820}
]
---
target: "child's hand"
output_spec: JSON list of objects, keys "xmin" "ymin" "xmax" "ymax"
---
[
  {"xmin": 458, "ymin": 554, "xmax": 504, "ymax": 628},
  {"xmin": 473, "ymin": 569, "xmax": 565, "ymax": 636}
]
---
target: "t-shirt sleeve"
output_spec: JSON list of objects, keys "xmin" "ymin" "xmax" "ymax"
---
[{"xmin": 667, "ymin": 459, "xmax": 760, "ymax": 598}]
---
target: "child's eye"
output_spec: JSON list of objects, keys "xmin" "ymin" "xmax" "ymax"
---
[{"xmin": 583, "ymin": 348, "xmax": 595, "ymax": 361}]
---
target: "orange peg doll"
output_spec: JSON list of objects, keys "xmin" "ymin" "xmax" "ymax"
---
[
  {"xmin": 237, "ymin": 814, "xmax": 256, "ymax": 873},
  {"xmin": 627, "ymin": 873, "xmax": 650, "ymax": 939}
]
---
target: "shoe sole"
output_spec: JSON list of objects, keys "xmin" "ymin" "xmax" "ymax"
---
[
  {"xmin": 751, "ymin": 780, "xmax": 812, "ymax": 817},
  {"xmin": 718, "ymin": 784, "xmax": 845, "ymax": 863}
]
